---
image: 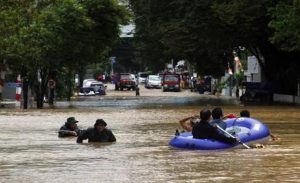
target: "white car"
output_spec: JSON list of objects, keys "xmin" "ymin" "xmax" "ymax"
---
[
  {"xmin": 137, "ymin": 72, "xmax": 149, "ymax": 84},
  {"xmin": 145, "ymin": 75, "xmax": 162, "ymax": 89}
]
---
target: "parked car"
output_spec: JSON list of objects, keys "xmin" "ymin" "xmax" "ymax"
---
[
  {"xmin": 162, "ymin": 74, "xmax": 181, "ymax": 92},
  {"xmin": 82, "ymin": 79, "xmax": 98, "ymax": 88},
  {"xmin": 137, "ymin": 72, "xmax": 150, "ymax": 84},
  {"xmin": 145, "ymin": 75, "xmax": 162, "ymax": 89},
  {"xmin": 79, "ymin": 81, "xmax": 106, "ymax": 96},
  {"xmin": 115, "ymin": 73, "xmax": 137, "ymax": 91}
]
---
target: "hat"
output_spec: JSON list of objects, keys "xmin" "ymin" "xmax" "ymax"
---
[
  {"xmin": 225, "ymin": 113, "xmax": 237, "ymax": 119},
  {"xmin": 66, "ymin": 117, "xmax": 78, "ymax": 124},
  {"xmin": 94, "ymin": 119, "xmax": 107, "ymax": 127}
]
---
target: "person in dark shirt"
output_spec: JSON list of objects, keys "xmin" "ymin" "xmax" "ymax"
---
[
  {"xmin": 58, "ymin": 117, "xmax": 81, "ymax": 137},
  {"xmin": 210, "ymin": 107, "xmax": 226, "ymax": 130},
  {"xmin": 192, "ymin": 109, "xmax": 237, "ymax": 144},
  {"xmin": 77, "ymin": 119, "xmax": 116, "ymax": 143},
  {"xmin": 240, "ymin": 110, "xmax": 250, "ymax": 117}
]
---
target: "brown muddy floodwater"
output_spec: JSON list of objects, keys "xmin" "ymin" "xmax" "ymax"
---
[{"xmin": 0, "ymin": 105, "xmax": 300, "ymax": 183}]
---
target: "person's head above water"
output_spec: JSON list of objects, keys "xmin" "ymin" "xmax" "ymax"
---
[
  {"xmin": 240, "ymin": 110, "xmax": 250, "ymax": 117},
  {"xmin": 212, "ymin": 107, "xmax": 223, "ymax": 119},
  {"xmin": 200, "ymin": 109, "xmax": 211, "ymax": 122}
]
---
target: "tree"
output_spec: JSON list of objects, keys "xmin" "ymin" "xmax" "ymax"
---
[
  {"xmin": 130, "ymin": 0, "xmax": 300, "ymax": 96},
  {"xmin": 1, "ymin": 0, "xmax": 130, "ymax": 108},
  {"xmin": 269, "ymin": 0, "xmax": 300, "ymax": 52}
]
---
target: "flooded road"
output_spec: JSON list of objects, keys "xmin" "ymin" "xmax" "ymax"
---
[{"xmin": 0, "ymin": 103, "xmax": 300, "ymax": 182}]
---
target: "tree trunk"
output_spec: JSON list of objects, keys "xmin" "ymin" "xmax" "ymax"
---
[
  {"xmin": 36, "ymin": 84, "xmax": 42, "ymax": 109},
  {"xmin": 49, "ymin": 88, "xmax": 54, "ymax": 106},
  {"xmin": 67, "ymin": 85, "xmax": 72, "ymax": 102},
  {"xmin": 66, "ymin": 70, "xmax": 74, "ymax": 102},
  {"xmin": 22, "ymin": 79, "xmax": 28, "ymax": 109}
]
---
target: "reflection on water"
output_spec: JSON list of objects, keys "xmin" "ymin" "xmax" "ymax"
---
[{"xmin": 0, "ymin": 105, "xmax": 299, "ymax": 183}]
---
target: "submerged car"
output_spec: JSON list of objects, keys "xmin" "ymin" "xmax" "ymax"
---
[
  {"xmin": 79, "ymin": 81, "xmax": 106, "ymax": 96},
  {"xmin": 145, "ymin": 75, "xmax": 161, "ymax": 89}
]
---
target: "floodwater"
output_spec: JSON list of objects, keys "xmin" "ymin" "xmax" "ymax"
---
[{"xmin": 0, "ymin": 103, "xmax": 300, "ymax": 183}]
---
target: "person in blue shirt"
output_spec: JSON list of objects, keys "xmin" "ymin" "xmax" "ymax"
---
[{"xmin": 210, "ymin": 107, "xmax": 227, "ymax": 130}]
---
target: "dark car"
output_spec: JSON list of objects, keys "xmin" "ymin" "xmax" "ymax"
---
[
  {"xmin": 115, "ymin": 73, "xmax": 137, "ymax": 91},
  {"xmin": 79, "ymin": 82, "xmax": 106, "ymax": 96}
]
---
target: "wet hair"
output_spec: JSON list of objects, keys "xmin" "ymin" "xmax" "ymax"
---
[
  {"xmin": 200, "ymin": 109, "xmax": 211, "ymax": 122},
  {"xmin": 240, "ymin": 110, "xmax": 250, "ymax": 117},
  {"xmin": 212, "ymin": 107, "xmax": 223, "ymax": 119},
  {"xmin": 94, "ymin": 119, "xmax": 107, "ymax": 128}
]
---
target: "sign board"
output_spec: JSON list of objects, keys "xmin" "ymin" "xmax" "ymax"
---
[
  {"xmin": 109, "ymin": 56, "xmax": 116, "ymax": 64},
  {"xmin": 247, "ymin": 56, "xmax": 259, "ymax": 74},
  {"xmin": 7, "ymin": 82, "xmax": 22, "ymax": 88}
]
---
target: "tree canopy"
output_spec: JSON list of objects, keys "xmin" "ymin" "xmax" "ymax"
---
[
  {"xmin": 130, "ymin": 0, "xmax": 300, "ymax": 94},
  {"xmin": 0, "ymin": 0, "xmax": 130, "ymax": 108}
]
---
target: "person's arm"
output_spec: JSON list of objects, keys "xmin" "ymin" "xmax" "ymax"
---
[
  {"xmin": 76, "ymin": 130, "xmax": 88, "ymax": 143},
  {"xmin": 58, "ymin": 130, "xmax": 77, "ymax": 137},
  {"xmin": 179, "ymin": 115, "xmax": 198, "ymax": 132}
]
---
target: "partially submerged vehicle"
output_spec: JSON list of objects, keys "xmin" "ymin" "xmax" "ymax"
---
[{"xmin": 79, "ymin": 79, "xmax": 106, "ymax": 96}]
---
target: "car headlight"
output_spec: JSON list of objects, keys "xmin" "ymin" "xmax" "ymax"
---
[
  {"xmin": 175, "ymin": 84, "xmax": 179, "ymax": 88},
  {"xmin": 164, "ymin": 84, "xmax": 167, "ymax": 87}
]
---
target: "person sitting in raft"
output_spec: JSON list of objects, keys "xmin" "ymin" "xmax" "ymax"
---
[
  {"xmin": 58, "ymin": 117, "xmax": 81, "ymax": 137},
  {"xmin": 240, "ymin": 110, "xmax": 250, "ymax": 118},
  {"xmin": 77, "ymin": 119, "xmax": 116, "ymax": 143},
  {"xmin": 192, "ymin": 109, "xmax": 237, "ymax": 144},
  {"xmin": 239, "ymin": 110, "xmax": 279, "ymax": 141},
  {"xmin": 179, "ymin": 114, "xmax": 199, "ymax": 132},
  {"xmin": 210, "ymin": 107, "xmax": 226, "ymax": 130}
]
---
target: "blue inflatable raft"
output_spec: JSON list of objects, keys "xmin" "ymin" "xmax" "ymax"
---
[{"xmin": 169, "ymin": 117, "xmax": 270, "ymax": 150}]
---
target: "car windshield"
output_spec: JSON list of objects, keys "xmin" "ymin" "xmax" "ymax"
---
[
  {"xmin": 165, "ymin": 76, "xmax": 179, "ymax": 82},
  {"xmin": 149, "ymin": 76, "xmax": 160, "ymax": 81},
  {"xmin": 120, "ymin": 75, "xmax": 131, "ymax": 80},
  {"xmin": 139, "ymin": 73, "xmax": 149, "ymax": 78}
]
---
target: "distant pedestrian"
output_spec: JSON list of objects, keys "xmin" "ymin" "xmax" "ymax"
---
[{"xmin": 136, "ymin": 86, "xmax": 140, "ymax": 96}]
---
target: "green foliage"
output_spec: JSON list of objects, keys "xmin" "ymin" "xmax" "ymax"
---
[
  {"xmin": 0, "ymin": 0, "xmax": 130, "ymax": 104},
  {"xmin": 269, "ymin": 0, "xmax": 300, "ymax": 52}
]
